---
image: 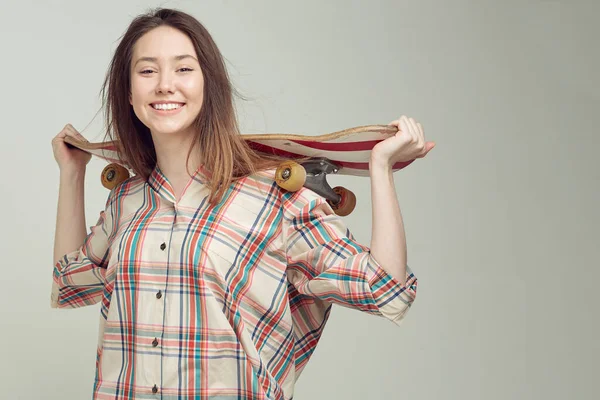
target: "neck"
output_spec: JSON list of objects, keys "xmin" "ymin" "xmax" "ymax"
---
[{"xmin": 152, "ymin": 131, "xmax": 202, "ymax": 182}]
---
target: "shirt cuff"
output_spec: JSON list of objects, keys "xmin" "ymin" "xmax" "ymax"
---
[{"xmin": 367, "ymin": 253, "xmax": 418, "ymax": 326}]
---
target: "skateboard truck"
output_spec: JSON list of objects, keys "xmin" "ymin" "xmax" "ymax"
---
[
  {"xmin": 274, "ymin": 157, "xmax": 357, "ymax": 216},
  {"xmin": 300, "ymin": 158, "xmax": 340, "ymax": 203}
]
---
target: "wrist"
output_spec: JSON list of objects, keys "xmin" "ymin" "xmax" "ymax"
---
[
  {"xmin": 369, "ymin": 164, "xmax": 395, "ymax": 190},
  {"xmin": 369, "ymin": 155, "xmax": 392, "ymax": 174},
  {"xmin": 60, "ymin": 166, "xmax": 86, "ymax": 181}
]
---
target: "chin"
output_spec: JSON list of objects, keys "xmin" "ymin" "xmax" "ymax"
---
[
  {"xmin": 150, "ymin": 122, "xmax": 195, "ymax": 137},
  {"xmin": 134, "ymin": 107, "xmax": 200, "ymax": 137}
]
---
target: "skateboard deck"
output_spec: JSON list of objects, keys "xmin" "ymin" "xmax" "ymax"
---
[
  {"xmin": 64, "ymin": 124, "xmax": 417, "ymax": 215},
  {"xmin": 64, "ymin": 124, "xmax": 414, "ymax": 177}
]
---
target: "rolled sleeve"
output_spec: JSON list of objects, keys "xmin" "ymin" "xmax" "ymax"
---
[
  {"xmin": 283, "ymin": 189, "xmax": 417, "ymax": 325},
  {"xmin": 51, "ymin": 190, "xmax": 116, "ymax": 309},
  {"xmin": 367, "ymin": 254, "xmax": 417, "ymax": 325}
]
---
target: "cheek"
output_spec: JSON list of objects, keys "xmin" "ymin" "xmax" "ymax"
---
[
  {"xmin": 182, "ymin": 77, "xmax": 204, "ymax": 102},
  {"xmin": 130, "ymin": 76, "xmax": 149, "ymax": 101},
  {"xmin": 128, "ymin": 84, "xmax": 148, "ymax": 121},
  {"xmin": 129, "ymin": 92, "xmax": 143, "ymax": 116},
  {"xmin": 130, "ymin": 93, "xmax": 149, "ymax": 119},
  {"xmin": 130, "ymin": 85, "xmax": 141, "ymax": 104}
]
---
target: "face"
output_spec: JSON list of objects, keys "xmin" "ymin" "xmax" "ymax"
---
[{"xmin": 129, "ymin": 26, "xmax": 204, "ymax": 139}]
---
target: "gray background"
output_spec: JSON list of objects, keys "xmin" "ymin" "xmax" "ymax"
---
[{"xmin": 0, "ymin": 0, "xmax": 598, "ymax": 399}]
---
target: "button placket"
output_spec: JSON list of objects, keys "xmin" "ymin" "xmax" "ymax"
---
[
  {"xmin": 152, "ymin": 234, "xmax": 169, "ymax": 394},
  {"xmin": 153, "ymin": 216, "xmax": 174, "ymax": 396},
  {"xmin": 151, "ymin": 237, "xmax": 167, "ymax": 395}
]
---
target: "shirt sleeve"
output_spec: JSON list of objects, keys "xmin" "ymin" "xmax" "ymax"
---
[
  {"xmin": 50, "ymin": 189, "xmax": 117, "ymax": 309},
  {"xmin": 283, "ymin": 189, "xmax": 417, "ymax": 326}
]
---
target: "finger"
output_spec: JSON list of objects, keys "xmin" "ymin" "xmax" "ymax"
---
[
  {"xmin": 64, "ymin": 124, "xmax": 88, "ymax": 142},
  {"xmin": 408, "ymin": 119, "xmax": 425, "ymax": 157},
  {"xmin": 407, "ymin": 117, "xmax": 421, "ymax": 143},
  {"xmin": 393, "ymin": 117, "xmax": 403, "ymax": 135},
  {"xmin": 390, "ymin": 115, "xmax": 409, "ymax": 128},
  {"xmin": 51, "ymin": 136, "xmax": 63, "ymax": 147},
  {"xmin": 409, "ymin": 118, "xmax": 424, "ymax": 145},
  {"xmin": 398, "ymin": 117, "xmax": 410, "ymax": 140},
  {"xmin": 402, "ymin": 116, "xmax": 417, "ymax": 143},
  {"xmin": 64, "ymin": 124, "xmax": 79, "ymax": 137},
  {"xmin": 407, "ymin": 117, "xmax": 418, "ymax": 132},
  {"xmin": 417, "ymin": 122, "xmax": 424, "ymax": 137},
  {"xmin": 388, "ymin": 119, "xmax": 401, "ymax": 130},
  {"xmin": 411, "ymin": 119, "xmax": 424, "ymax": 141},
  {"xmin": 55, "ymin": 126, "xmax": 68, "ymax": 139},
  {"xmin": 56, "ymin": 123, "xmax": 77, "ymax": 139}
]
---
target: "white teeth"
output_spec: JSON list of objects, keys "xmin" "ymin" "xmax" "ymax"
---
[{"xmin": 152, "ymin": 103, "xmax": 183, "ymax": 110}]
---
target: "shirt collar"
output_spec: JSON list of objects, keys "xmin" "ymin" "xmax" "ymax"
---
[{"xmin": 147, "ymin": 163, "xmax": 211, "ymax": 204}]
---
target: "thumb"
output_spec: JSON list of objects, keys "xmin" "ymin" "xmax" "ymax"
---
[{"xmin": 417, "ymin": 141, "xmax": 436, "ymax": 158}]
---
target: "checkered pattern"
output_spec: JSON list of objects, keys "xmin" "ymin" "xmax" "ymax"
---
[{"xmin": 52, "ymin": 164, "xmax": 417, "ymax": 399}]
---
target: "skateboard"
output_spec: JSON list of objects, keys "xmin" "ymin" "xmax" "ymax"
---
[{"xmin": 64, "ymin": 125, "xmax": 415, "ymax": 216}]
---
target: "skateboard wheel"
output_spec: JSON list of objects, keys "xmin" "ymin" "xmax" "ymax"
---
[
  {"xmin": 327, "ymin": 186, "xmax": 356, "ymax": 216},
  {"xmin": 275, "ymin": 161, "xmax": 306, "ymax": 192},
  {"xmin": 101, "ymin": 163, "xmax": 130, "ymax": 190}
]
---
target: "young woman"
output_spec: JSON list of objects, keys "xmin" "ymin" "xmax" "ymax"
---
[{"xmin": 51, "ymin": 8, "xmax": 434, "ymax": 399}]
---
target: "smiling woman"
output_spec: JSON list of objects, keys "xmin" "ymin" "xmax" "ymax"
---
[
  {"xmin": 99, "ymin": 9, "xmax": 287, "ymax": 204},
  {"xmin": 50, "ymin": 6, "xmax": 423, "ymax": 400}
]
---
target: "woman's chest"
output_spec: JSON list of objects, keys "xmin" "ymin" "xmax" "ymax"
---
[{"xmin": 105, "ymin": 199, "xmax": 287, "ymax": 299}]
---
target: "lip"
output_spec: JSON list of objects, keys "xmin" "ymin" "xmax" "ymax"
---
[
  {"xmin": 150, "ymin": 101, "xmax": 186, "ymax": 105},
  {"xmin": 148, "ymin": 103, "xmax": 186, "ymax": 115}
]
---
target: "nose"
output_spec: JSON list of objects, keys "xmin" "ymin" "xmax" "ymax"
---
[{"xmin": 156, "ymin": 72, "xmax": 175, "ymax": 94}]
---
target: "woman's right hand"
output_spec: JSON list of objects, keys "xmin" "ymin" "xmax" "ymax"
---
[{"xmin": 52, "ymin": 124, "xmax": 92, "ymax": 172}]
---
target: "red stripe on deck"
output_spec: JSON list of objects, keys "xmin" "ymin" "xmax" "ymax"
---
[
  {"xmin": 288, "ymin": 139, "xmax": 384, "ymax": 151},
  {"xmin": 248, "ymin": 142, "xmax": 413, "ymax": 171},
  {"xmin": 334, "ymin": 159, "xmax": 413, "ymax": 171}
]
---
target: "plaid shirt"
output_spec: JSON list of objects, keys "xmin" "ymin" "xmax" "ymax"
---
[{"xmin": 51, "ymin": 164, "xmax": 417, "ymax": 399}]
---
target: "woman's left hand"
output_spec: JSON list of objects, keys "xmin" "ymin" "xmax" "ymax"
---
[{"xmin": 371, "ymin": 115, "xmax": 435, "ymax": 169}]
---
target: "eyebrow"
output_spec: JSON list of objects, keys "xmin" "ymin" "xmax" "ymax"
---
[{"xmin": 134, "ymin": 54, "xmax": 198, "ymax": 66}]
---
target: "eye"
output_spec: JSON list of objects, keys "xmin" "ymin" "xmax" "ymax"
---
[
  {"xmin": 178, "ymin": 68, "xmax": 193, "ymax": 72},
  {"xmin": 140, "ymin": 69, "xmax": 154, "ymax": 74}
]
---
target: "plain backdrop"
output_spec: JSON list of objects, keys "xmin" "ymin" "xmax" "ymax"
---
[{"xmin": 0, "ymin": 0, "xmax": 598, "ymax": 399}]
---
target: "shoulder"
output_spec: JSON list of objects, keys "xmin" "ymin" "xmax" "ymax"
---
[
  {"xmin": 104, "ymin": 174, "xmax": 146, "ymax": 208},
  {"xmin": 240, "ymin": 168, "xmax": 329, "ymax": 219}
]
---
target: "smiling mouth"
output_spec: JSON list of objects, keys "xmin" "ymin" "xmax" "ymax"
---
[{"xmin": 150, "ymin": 103, "xmax": 185, "ymax": 111}]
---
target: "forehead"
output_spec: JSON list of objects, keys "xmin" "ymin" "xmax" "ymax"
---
[{"xmin": 132, "ymin": 26, "xmax": 196, "ymax": 59}]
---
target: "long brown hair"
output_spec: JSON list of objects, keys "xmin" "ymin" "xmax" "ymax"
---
[{"xmin": 100, "ymin": 8, "xmax": 292, "ymax": 204}]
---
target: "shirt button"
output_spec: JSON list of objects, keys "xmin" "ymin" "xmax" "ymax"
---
[
  {"xmin": 152, "ymin": 384, "xmax": 158, "ymax": 394},
  {"xmin": 152, "ymin": 338, "xmax": 159, "ymax": 347},
  {"xmin": 160, "ymin": 242, "xmax": 166, "ymax": 251},
  {"xmin": 156, "ymin": 290, "xmax": 162, "ymax": 299}
]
